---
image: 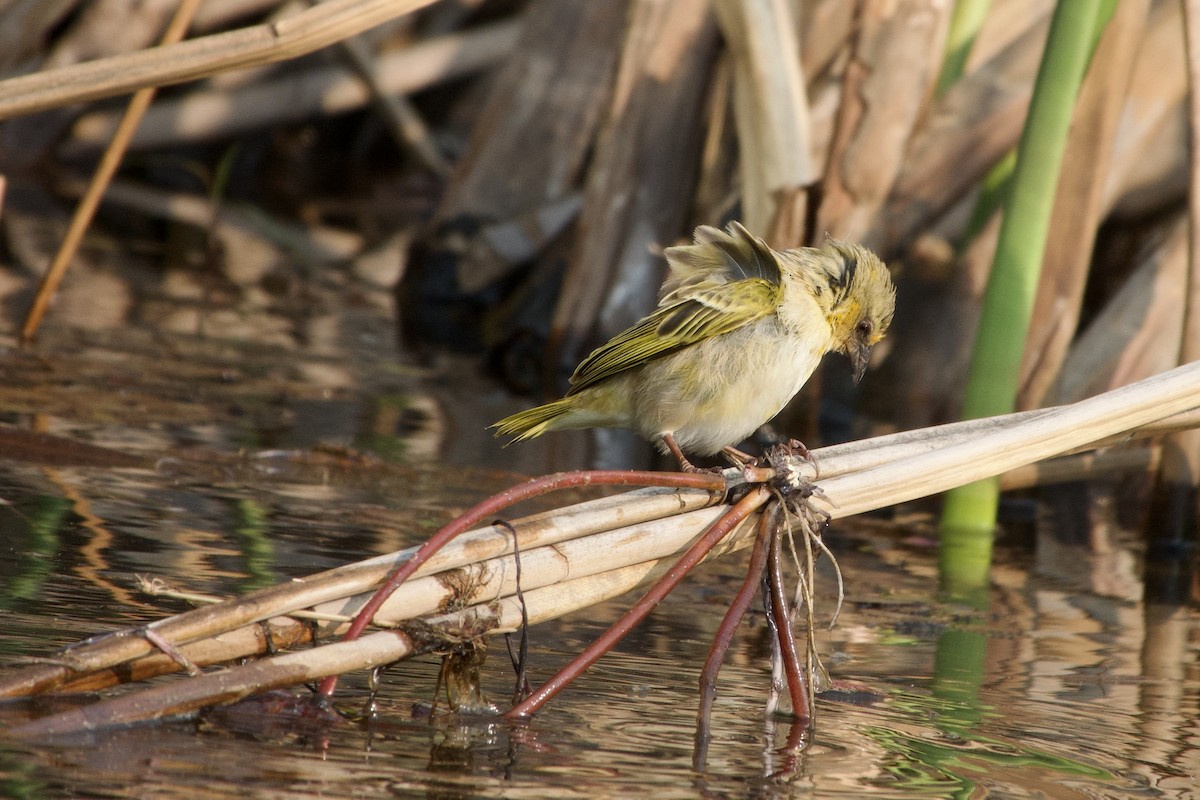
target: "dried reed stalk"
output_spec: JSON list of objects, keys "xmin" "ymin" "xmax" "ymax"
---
[
  {"xmin": 812, "ymin": 360, "xmax": 1200, "ymax": 518},
  {"xmin": 0, "ymin": 486, "xmax": 720, "ymax": 698},
  {"xmin": 62, "ymin": 20, "xmax": 519, "ymax": 153},
  {"xmin": 0, "ymin": 0, "xmax": 441, "ymax": 119},
  {"xmin": 813, "ymin": 0, "xmax": 948, "ymax": 246},
  {"xmin": 878, "ymin": 13, "xmax": 1047, "ymax": 252},
  {"xmin": 11, "ymin": 554, "xmax": 739, "ymax": 737},
  {"xmin": 550, "ymin": 0, "xmax": 717, "ymax": 363},
  {"xmin": 712, "ymin": 0, "xmax": 813, "ymax": 240},
  {"xmin": 57, "ymin": 502, "xmax": 746, "ymax": 695},
  {"xmin": 19, "ymin": 0, "xmax": 204, "ymax": 343}
]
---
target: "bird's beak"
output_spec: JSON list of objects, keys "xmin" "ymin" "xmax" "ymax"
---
[{"xmin": 850, "ymin": 342, "xmax": 871, "ymax": 383}]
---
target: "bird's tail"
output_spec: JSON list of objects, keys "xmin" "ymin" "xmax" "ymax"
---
[{"xmin": 491, "ymin": 398, "xmax": 575, "ymax": 444}]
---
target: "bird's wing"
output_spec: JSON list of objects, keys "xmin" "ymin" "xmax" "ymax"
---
[
  {"xmin": 567, "ymin": 278, "xmax": 781, "ymax": 394},
  {"xmin": 662, "ymin": 221, "xmax": 782, "ymax": 290}
]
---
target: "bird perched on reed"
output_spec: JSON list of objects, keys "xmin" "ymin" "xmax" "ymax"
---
[{"xmin": 492, "ymin": 222, "xmax": 896, "ymax": 470}]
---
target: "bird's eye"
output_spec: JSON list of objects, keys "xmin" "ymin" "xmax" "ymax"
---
[{"xmin": 856, "ymin": 320, "xmax": 873, "ymax": 336}]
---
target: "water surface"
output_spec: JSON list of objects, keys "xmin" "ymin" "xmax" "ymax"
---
[{"xmin": 0, "ymin": 328, "xmax": 1196, "ymax": 799}]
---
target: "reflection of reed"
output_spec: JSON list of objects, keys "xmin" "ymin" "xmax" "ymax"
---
[
  {"xmin": 1135, "ymin": 602, "xmax": 1195, "ymax": 791},
  {"xmin": 6, "ymin": 359, "xmax": 1200, "ymax": 736},
  {"xmin": 41, "ymin": 465, "xmax": 147, "ymax": 611}
]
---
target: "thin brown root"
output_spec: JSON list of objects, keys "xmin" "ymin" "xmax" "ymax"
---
[{"xmin": 811, "ymin": 530, "xmax": 845, "ymax": 629}]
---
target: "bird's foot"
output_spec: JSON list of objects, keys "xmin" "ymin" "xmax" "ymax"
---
[
  {"xmin": 719, "ymin": 445, "xmax": 757, "ymax": 468},
  {"xmin": 767, "ymin": 438, "xmax": 819, "ymax": 476},
  {"xmin": 735, "ymin": 439, "xmax": 822, "ymax": 505},
  {"xmin": 719, "ymin": 440, "xmax": 819, "ymax": 487},
  {"xmin": 679, "ymin": 459, "xmax": 725, "ymax": 475}
]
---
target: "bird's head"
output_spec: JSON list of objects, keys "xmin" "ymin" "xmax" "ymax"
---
[
  {"xmin": 663, "ymin": 223, "xmax": 896, "ymax": 382},
  {"xmin": 803, "ymin": 240, "xmax": 896, "ymax": 382}
]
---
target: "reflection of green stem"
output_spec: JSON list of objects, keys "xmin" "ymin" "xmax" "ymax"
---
[
  {"xmin": 867, "ymin": 566, "xmax": 1115, "ymax": 794},
  {"xmin": 933, "ymin": 585, "xmax": 989, "ymax": 736},
  {"xmin": 234, "ymin": 498, "xmax": 276, "ymax": 591},
  {"xmin": 0, "ymin": 496, "xmax": 70, "ymax": 609},
  {"xmin": 932, "ymin": 628, "xmax": 987, "ymax": 733},
  {"xmin": 0, "ymin": 746, "xmax": 48, "ymax": 799},
  {"xmin": 864, "ymin": 715, "xmax": 1112, "ymax": 796},
  {"xmin": 938, "ymin": 517, "xmax": 997, "ymax": 599},
  {"xmin": 869, "ymin": 598, "xmax": 1114, "ymax": 793},
  {"xmin": 940, "ymin": 1, "xmax": 1113, "ymax": 583}
]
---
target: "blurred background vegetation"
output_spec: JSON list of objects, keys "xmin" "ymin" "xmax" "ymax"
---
[{"xmin": 0, "ymin": 0, "xmax": 1195, "ymax": 586}]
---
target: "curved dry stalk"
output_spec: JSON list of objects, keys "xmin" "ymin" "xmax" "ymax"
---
[
  {"xmin": 696, "ymin": 504, "xmax": 776, "ymax": 730},
  {"xmin": 506, "ymin": 485, "xmax": 773, "ymax": 718}
]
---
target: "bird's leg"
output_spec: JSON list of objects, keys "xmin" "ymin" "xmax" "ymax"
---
[
  {"xmin": 720, "ymin": 445, "xmax": 758, "ymax": 468},
  {"xmin": 660, "ymin": 433, "xmax": 701, "ymax": 472}
]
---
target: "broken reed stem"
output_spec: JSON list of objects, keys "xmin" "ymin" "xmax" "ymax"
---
[
  {"xmin": 809, "ymin": 359, "xmax": 1200, "ymax": 518},
  {"xmin": 19, "ymin": 0, "xmax": 203, "ymax": 343},
  {"xmin": 318, "ymin": 470, "xmax": 725, "ymax": 698}
]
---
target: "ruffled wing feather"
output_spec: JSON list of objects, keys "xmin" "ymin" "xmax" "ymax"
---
[{"xmin": 661, "ymin": 221, "xmax": 782, "ymax": 294}]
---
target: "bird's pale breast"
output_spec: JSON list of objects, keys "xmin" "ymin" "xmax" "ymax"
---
[{"xmin": 631, "ymin": 317, "xmax": 825, "ymax": 455}]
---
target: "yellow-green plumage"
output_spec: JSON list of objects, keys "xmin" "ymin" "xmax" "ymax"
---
[
  {"xmin": 492, "ymin": 222, "xmax": 895, "ymax": 458},
  {"xmin": 492, "ymin": 397, "xmax": 577, "ymax": 443}
]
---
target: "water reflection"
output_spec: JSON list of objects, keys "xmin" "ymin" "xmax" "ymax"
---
[{"xmin": 0, "ymin": 330, "xmax": 1198, "ymax": 798}]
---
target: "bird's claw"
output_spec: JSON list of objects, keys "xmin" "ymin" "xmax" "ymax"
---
[{"xmin": 767, "ymin": 438, "xmax": 819, "ymax": 477}]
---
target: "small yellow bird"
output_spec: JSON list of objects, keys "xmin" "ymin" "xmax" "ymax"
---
[{"xmin": 492, "ymin": 222, "xmax": 896, "ymax": 470}]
